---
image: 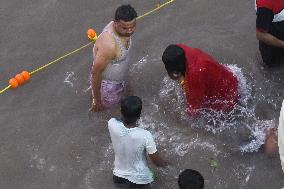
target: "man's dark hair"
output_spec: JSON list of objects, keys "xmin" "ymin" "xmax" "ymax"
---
[
  {"xmin": 162, "ymin": 44, "xmax": 186, "ymax": 75},
  {"xmin": 121, "ymin": 96, "xmax": 142, "ymax": 124},
  {"xmin": 178, "ymin": 169, "xmax": 204, "ymax": 189},
  {"xmin": 115, "ymin": 4, "xmax": 137, "ymax": 22}
]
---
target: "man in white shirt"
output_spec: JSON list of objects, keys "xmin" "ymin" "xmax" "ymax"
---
[{"xmin": 108, "ymin": 96, "xmax": 169, "ymax": 187}]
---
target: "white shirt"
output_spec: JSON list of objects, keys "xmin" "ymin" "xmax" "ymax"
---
[
  {"xmin": 278, "ymin": 100, "xmax": 284, "ymax": 173},
  {"xmin": 108, "ymin": 118, "xmax": 157, "ymax": 184}
]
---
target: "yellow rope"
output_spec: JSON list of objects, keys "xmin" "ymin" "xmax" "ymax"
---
[
  {"xmin": 137, "ymin": 0, "xmax": 175, "ymax": 20},
  {"xmin": 30, "ymin": 41, "xmax": 94, "ymax": 75},
  {"xmin": 0, "ymin": 0, "xmax": 175, "ymax": 94},
  {"xmin": 0, "ymin": 85, "xmax": 11, "ymax": 94}
]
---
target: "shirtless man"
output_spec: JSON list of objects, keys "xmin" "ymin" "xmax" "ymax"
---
[{"xmin": 90, "ymin": 5, "xmax": 137, "ymax": 111}]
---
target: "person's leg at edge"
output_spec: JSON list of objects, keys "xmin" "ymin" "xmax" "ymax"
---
[{"xmin": 259, "ymin": 42, "xmax": 281, "ymax": 66}]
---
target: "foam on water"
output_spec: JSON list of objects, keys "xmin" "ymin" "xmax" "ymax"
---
[
  {"xmin": 232, "ymin": 164, "xmax": 255, "ymax": 189},
  {"xmin": 64, "ymin": 71, "xmax": 76, "ymax": 88},
  {"xmin": 30, "ymin": 154, "xmax": 46, "ymax": 170}
]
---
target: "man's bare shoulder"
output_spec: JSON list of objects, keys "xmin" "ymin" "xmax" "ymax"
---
[
  {"xmin": 94, "ymin": 32, "xmax": 116, "ymax": 62},
  {"xmin": 96, "ymin": 32, "xmax": 116, "ymax": 51}
]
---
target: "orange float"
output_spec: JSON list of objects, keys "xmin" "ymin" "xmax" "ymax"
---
[
  {"xmin": 15, "ymin": 74, "xmax": 25, "ymax": 85},
  {"xmin": 87, "ymin": 28, "xmax": 97, "ymax": 41},
  {"xmin": 21, "ymin": 71, "xmax": 30, "ymax": 81},
  {"xmin": 9, "ymin": 78, "xmax": 19, "ymax": 88},
  {"xmin": 7, "ymin": 70, "xmax": 31, "ymax": 89}
]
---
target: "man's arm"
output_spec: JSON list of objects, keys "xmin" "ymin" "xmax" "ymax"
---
[
  {"xmin": 148, "ymin": 152, "xmax": 170, "ymax": 167},
  {"xmin": 256, "ymin": 30, "xmax": 284, "ymax": 49},
  {"xmin": 256, "ymin": 6, "xmax": 284, "ymax": 49},
  {"xmin": 90, "ymin": 34, "xmax": 116, "ymax": 112},
  {"xmin": 145, "ymin": 132, "xmax": 170, "ymax": 167}
]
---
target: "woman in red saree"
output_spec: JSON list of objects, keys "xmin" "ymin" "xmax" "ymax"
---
[{"xmin": 162, "ymin": 44, "xmax": 239, "ymax": 117}]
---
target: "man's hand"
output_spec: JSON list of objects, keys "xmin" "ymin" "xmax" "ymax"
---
[
  {"xmin": 89, "ymin": 98, "xmax": 102, "ymax": 112},
  {"xmin": 256, "ymin": 30, "xmax": 284, "ymax": 49},
  {"xmin": 149, "ymin": 152, "xmax": 171, "ymax": 167}
]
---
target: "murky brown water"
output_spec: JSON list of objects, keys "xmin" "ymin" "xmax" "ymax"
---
[{"xmin": 1, "ymin": 0, "xmax": 284, "ymax": 188}]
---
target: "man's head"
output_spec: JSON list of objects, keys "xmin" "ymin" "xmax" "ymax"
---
[
  {"xmin": 178, "ymin": 169, "xmax": 204, "ymax": 189},
  {"xmin": 121, "ymin": 96, "xmax": 142, "ymax": 124},
  {"xmin": 162, "ymin": 44, "xmax": 186, "ymax": 80},
  {"xmin": 114, "ymin": 4, "xmax": 137, "ymax": 37}
]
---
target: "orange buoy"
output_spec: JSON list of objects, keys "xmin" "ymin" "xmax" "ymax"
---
[
  {"xmin": 9, "ymin": 78, "xmax": 19, "ymax": 88},
  {"xmin": 15, "ymin": 74, "xmax": 25, "ymax": 85},
  {"xmin": 21, "ymin": 71, "xmax": 30, "ymax": 81},
  {"xmin": 87, "ymin": 28, "xmax": 97, "ymax": 41}
]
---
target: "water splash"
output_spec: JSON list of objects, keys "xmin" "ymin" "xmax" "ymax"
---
[
  {"xmin": 232, "ymin": 164, "xmax": 255, "ymax": 188},
  {"xmin": 158, "ymin": 64, "xmax": 274, "ymax": 152},
  {"xmin": 240, "ymin": 120, "xmax": 274, "ymax": 153},
  {"xmin": 138, "ymin": 113, "xmax": 221, "ymax": 157},
  {"xmin": 130, "ymin": 55, "xmax": 161, "ymax": 73}
]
